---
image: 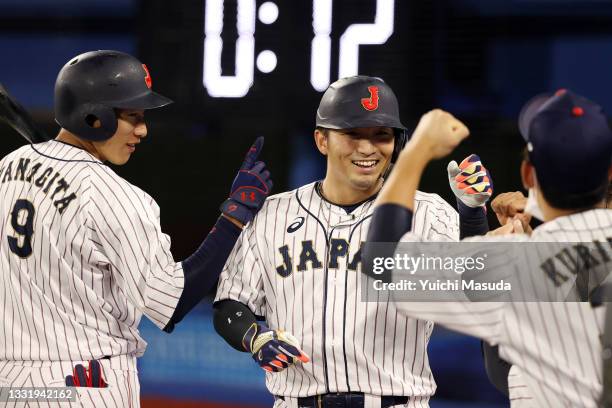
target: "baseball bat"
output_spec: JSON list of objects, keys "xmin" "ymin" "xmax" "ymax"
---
[{"xmin": 0, "ymin": 83, "xmax": 51, "ymax": 144}]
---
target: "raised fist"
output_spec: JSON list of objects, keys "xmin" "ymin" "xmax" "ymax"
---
[{"xmin": 409, "ymin": 109, "xmax": 470, "ymax": 159}]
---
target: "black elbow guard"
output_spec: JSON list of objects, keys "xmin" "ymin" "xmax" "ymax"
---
[{"xmin": 213, "ymin": 300, "xmax": 258, "ymax": 351}]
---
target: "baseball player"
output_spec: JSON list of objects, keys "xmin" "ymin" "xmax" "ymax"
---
[
  {"xmin": 213, "ymin": 76, "xmax": 492, "ymax": 408},
  {"xmin": 480, "ymin": 184, "xmax": 612, "ymax": 407},
  {"xmin": 0, "ymin": 50, "xmax": 272, "ymax": 407},
  {"xmin": 364, "ymin": 90, "xmax": 612, "ymax": 407}
]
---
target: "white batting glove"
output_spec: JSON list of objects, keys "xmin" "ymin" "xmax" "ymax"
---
[{"xmin": 448, "ymin": 154, "xmax": 493, "ymax": 208}]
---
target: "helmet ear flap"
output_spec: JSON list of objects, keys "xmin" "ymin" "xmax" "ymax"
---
[{"xmin": 71, "ymin": 104, "xmax": 117, "ymax": 141}]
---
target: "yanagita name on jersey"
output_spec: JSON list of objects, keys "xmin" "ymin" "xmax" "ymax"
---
[
  {"xmin": 372, "ymin": 278, "xmax": 512, "ymax": 292},
  {"xmin": 0, "ymin": 158, "xmax": 77, "ymax": 214}
]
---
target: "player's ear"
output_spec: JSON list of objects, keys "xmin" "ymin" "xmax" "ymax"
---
[
  {"xmin": 314, "ymin": 129, "xmax": 328, "ymax": 156},
  {"xmin": 520, "ymin": 159, "xmax": 535, "ymax": 190}
]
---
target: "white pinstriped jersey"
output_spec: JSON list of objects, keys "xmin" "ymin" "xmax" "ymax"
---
[
  {"xmin": 0, "ymin": 356, "xmax": 140, "ymax": 407},
  {"xmin": 215, "ymin": 181, "xmax": 459, "ymax": 399},
  {"xmin": 508, "ymin": 365, "xmax": 533, "ymax": 407},
  {"xmin": 0, "ymin": 141, "xmax": 184, "ymax": 362},
  {"xmin": 395, "ymin": 209, "xmax": 612, "ymax": 408}
]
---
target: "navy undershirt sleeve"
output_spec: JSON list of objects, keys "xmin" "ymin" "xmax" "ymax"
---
[
  {"xmin": 367, "ymin": 203, "xmax": 414, "ymax": 242},
  {"xmin": 457, "ymin": 200, "xmax": 489, "ymax": 239},
  {"xmin": 481, "ymin": 343, "xmax": 511, "ymax": 396},
  {"xmin": 163, "ymin": 216, "xmax": 242, "ymax": 333},
  {"xmin": 362, "ymin": 203, "xmax": 414, "ymax": 280}
]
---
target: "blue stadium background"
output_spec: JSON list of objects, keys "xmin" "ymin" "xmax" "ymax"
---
[{"xmin": 2, "ymin": 0, "xmax": 612, "ymax": 406}]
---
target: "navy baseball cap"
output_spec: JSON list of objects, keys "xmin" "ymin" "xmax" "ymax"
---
[{"xmin": 518, "ymin": 89, "xmax": 612, "ymax": 207}]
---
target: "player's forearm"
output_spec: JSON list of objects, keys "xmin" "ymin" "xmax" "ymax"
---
[
  {"xmin": 457, "ymin": 200, "xmax": 489, "ymax": 239},
  {"xmin": 362, "ymin": 204, "xmax": 414, "ymax": 279},
  {"xmin": 364, "ymin": 138, "xmax": 430, "ymax": 279},
  {"xmin": 213, "ymin": 299, "xmax": 257, "ymax": 351},
  {"xmin": 376, "ymin": 139, "xmax": 431, "ymax": 211},
  {"xmin": 163, "ymin": 215, "xmax": 242, "ymax": 333},
  {"xmin": 368, "ymin": 204, "xmax": 414, "ymax": 242},
  {"xmin": 395, "ymin": 301, "xmax": 504, "ymax": 343}
]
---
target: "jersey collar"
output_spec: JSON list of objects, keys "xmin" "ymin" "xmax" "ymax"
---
[{"xmin": 314, "ymin": 181, "xmax": 378, "ymax": 215}]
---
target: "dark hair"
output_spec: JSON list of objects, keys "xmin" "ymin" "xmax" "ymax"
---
[
  {"xmin": 607, "ymin": 182, "xmax": 612, "ymax": 208},
  {"xmin": 523, "ymin": 147, "xmax": 608, "ymax": 209},
  {"xmin": 522, "ymin": 146, "xmax": 530, "ymax": 163},
  {"xmin": 541, "ymin": 183, "xmax": 608, "ymax": 210},
  {"xmin": 315, "ymin": 126, "xmax": 399, "ymax": 138},
  {"xmin": 315, "ymin": 126, "xmax": 330, "ymax": 137}
]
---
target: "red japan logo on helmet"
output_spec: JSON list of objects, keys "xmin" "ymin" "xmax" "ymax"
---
[
  {"xmin": 361, "ymin": 86, "xmax": 379, "ymax": 111},
  {"xmin": 142, "ymin": 64, "xmax": 152, "ymax": 89}
]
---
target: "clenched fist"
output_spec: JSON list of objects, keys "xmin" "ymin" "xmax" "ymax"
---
[
  {"xmin": 490, "ymin": 191, "xmax": 533, "ymax": 235},
  {"xmin": 491, "ymin": 191, "xmax": 529, "ymax": 226},
  {"xmin": 409, "ymin": 109, "xmax": 470, "ymax": 160}
]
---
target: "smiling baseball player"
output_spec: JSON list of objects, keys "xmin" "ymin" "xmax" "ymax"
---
[
  {"xmin": 0, "ymin": 50, "xmax": 272, "ymax": 407},
  {"xmin": 212, "ymin": 76, "xmax": 492, "ymax": 408},
  {"xmin": 365, "ymin": 90, "xmax": 612, "ymax": 407}
]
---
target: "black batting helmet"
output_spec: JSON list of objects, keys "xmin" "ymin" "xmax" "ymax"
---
[
  {"xmin": 316, "ymin": 75, "xmax": 407, "ymax": 163},
  {"xmin": 54, "ymin": 50, "xmax": 173, "ymax": 141}
]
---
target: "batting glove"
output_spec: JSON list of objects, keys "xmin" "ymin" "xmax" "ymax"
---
[
  {"xmin": 447, "ymin": 154, "xmax": 493, "ymax": 208},
  {"xmin": 65, "ymin": 360, "xmax": 108, "ymax": 388},
  {"xmin": 243, "ymin": 322, "xmax": 310, "ymax": 373},
  {"xmin": 220, "ymin": 137, "xmax": 273, "ymax": 226}
]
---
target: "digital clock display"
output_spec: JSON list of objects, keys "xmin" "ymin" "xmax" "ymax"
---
[
  {"xmin": 203, "ymin": 0, "xmax": 396, "ymax": 97},
  {"xmin": 140, "ymin": 1, "xmax": 421, "ymax": 123},
  {"xmin": 132, "ymin": 0, "xmax": 424, "ymax": 257}
]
